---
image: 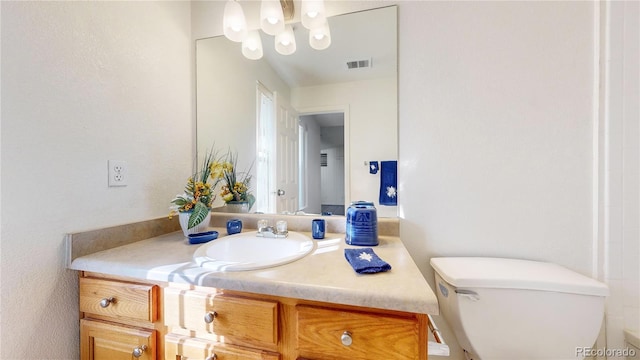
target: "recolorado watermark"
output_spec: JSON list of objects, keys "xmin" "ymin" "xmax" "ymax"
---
[{"xmin": 576, "ymin": 346, "xmax": 637, "ymax": 357}]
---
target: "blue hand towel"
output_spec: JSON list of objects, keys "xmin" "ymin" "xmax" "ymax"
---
[
  {"xmin": 379, "ymin": 160, "xmax": 397, "ymax": 206},
  {"xmin": 369, "ymin": 161, "xmax": 379, "ymax": 174},
  {"xmin": 344, "ymin": 248, "xmax": 392, "ymax": 274}
]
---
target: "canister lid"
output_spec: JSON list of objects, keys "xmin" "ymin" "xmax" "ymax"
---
[
  {"xmin": 350, "ymin": 201, "xmax": 375, "ymax": 207},
  {"xmin": 430, "ymin": 257, "xmax": 609, "ymax": 297}
]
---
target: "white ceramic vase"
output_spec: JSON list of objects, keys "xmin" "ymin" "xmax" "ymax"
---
[
  {"xmin": 225, "ymin": 201, "xmax": 249, "ymax": 213},
  {"xmin": 178, "ymin": 211, "xmax": 211, "ymax": 237}
]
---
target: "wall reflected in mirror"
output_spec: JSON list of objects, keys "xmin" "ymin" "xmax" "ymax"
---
[{"xmin": 196, "ymin": 5, "xmax": 398, "ymax": 217}]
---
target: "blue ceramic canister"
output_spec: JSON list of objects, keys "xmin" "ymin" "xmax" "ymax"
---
[
  {"xmin": 312, "ymin": 219, "xmax": 325, "ymax": 239},
  {"xmin": 345, "ymin": 201, "xmax": 378, "ymax": 246},
  {"xmin": 226, "ymin": 219, "xmax": 242, "ymax": 235}
]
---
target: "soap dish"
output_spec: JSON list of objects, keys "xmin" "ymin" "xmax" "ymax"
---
[{"xmin": 188, "ymin": 230, "xmax": 219, "ymax": 245}]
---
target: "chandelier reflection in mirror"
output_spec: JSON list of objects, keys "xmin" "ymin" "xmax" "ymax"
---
[{"xmin": 223, "ymin": 0, "xmax": 331, "ymax": 60}]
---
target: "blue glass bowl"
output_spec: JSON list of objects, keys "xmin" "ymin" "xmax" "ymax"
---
[{"xmin": 187, "ymin": 230, "xmax": 219, "ymax": 245}]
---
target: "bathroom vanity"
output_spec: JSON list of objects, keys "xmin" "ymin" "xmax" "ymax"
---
[{"xmin": 68, "ymin": 214, "xmax": 440, "ymax": 360}]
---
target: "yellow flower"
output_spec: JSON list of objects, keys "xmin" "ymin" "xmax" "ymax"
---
[
  {"xmin": 209, "ymin": 161, "xmax": 224, "ymax": 179},
  {"xmin": 222, "ymin": 193, "xmax": 234, "ymax": 202}
]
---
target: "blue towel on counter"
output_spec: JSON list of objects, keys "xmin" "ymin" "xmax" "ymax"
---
[
  {"xmin": 344, "ymin": 248, "xmax": 392, "ymax": 274},
  {"xmin": 379, "ymin": 160, "xmax": 397, "ymax": 206}
]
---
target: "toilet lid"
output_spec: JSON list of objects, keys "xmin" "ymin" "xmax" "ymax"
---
[{"xmin": 430, "ymin": 257, "xmax": 609, "ymax": 297}]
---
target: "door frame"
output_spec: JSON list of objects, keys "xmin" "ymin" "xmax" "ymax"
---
[{"xmin": 296, "ymin": 104, "xmax": 351, "ymax": 214}]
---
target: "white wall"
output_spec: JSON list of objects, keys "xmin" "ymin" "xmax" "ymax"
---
[
  {"xmin": 399, "ymin": 2, "xmax": 600, "ymax": 359},
  {"xmin": 0, "ymin": 1, "xmax": 192, "ymax": 358}
]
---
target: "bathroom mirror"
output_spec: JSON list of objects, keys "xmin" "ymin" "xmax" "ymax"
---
[{"xmin": 196, "ymin": 5, "xmax": 397, "ymax": 217}]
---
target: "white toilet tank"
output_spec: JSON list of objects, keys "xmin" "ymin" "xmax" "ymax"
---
[{"xmin": 430, "ymin": 257, "xmax": 609, "ymax": 360}]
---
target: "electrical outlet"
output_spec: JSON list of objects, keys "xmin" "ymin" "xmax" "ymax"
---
[{"xmin": 108, "ymin": 160, "xmax": 128, "ymax": 187}]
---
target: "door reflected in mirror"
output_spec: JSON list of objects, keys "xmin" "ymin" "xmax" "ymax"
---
[
  {"xmin": 196, "ymin": 5, "xmax": 398, "ymax": 217},
  {"xmin": 300, "ymin": 112, "xmax": 345, "ymax": 215}
]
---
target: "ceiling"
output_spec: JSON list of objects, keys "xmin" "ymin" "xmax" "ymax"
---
[{"xmin": 260, "ymin": 5, "xmax": 397, "ymax": 88}]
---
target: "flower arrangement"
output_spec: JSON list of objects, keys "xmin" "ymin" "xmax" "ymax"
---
[
  {"xmin": 210, "ymin": 151, "xmax": 255, "ymax": 211},
  {"xmin": 169, "ymin": 149, "xmax": 221, "ymax": 229}
]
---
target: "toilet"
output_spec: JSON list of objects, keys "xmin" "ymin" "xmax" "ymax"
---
[{"xmin": 430, "ymin": 257, "xmax": 609, "ymax": 360}]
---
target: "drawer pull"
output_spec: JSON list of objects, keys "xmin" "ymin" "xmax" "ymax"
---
[
  {"xmin": 99, "ymin": 297, "xmax": 116, "ymax": 308},
  {"xmin": 132, "ymin": 345, "xmax": 147, "ymax": 358},
  {"xmin": 341, "ymin": 331, "xmax": 353, "ymax": 346},
  {"xmin": 203, "ymin": 311, "xmax": 218, "ymax": 324},
  {"xmin": 205, "ymin": 354, "xmax": 218, "ymax": 360}
]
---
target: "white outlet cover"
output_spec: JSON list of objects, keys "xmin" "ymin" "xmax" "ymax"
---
[{"xmin": 108, "ymin": 160, "xmax": 127, "ymax": 187}]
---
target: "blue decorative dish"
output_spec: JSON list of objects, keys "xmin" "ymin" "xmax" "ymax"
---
[{"xmin": 187, "ymin": 230, "xmax": 219, "ymax": 245}]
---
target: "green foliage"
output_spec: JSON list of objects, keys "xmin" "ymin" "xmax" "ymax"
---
[{"xmin": 188, "ymin": 202, "xmax": 209, "ymax": 229}]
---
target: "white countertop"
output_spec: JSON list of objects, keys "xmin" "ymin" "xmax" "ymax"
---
[{"xmin": 69, "ymin": 227, "xmax": 439, "ymax": 315}]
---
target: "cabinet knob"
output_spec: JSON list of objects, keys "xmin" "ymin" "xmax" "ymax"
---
[
  {"xmin": 203, "ymin": 311, "xmax": 218, "ymax": 324},
  {"xmin": 341, "ymin": 331, "xmax": 353, "ymax": 346},
  {"xmin": 99, "ymin": 297, "xmax": 115, "ymax": 308},
  {"xmin": 132, "ymin": 345, "xmax": 147, "ymax": 358},
  {"xmin": 205, "ymin": 354, "xmax": 218, "ymax": 360}
]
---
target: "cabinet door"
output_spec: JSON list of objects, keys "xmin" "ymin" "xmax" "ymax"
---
[
  {"xmin": 80, "ymin": 319, "xmax": 156, "ymax": 360},
  {"xmin": 296, "ymin": 305, "xmax": 420, "ymax": 360}
]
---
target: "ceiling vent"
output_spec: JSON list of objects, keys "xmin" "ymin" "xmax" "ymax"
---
[{"xmin": 346, "ymin": 58, "xmax": 372, "ymax": 69}]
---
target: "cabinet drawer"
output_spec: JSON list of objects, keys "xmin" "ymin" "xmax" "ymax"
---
[
  {"xmin": 164, "ymin": 287, "xmax": 278, "ymax": 347},
  {"xmin": 80, "ymin": 319, "xmax": 156, "ymax": 360},
  {"xmin": 296, "ymin": 305, "xmax": 420, "ymax": 360},
  {"xmin": 80, "ymin": 277, "xmax": 158, "ymax": 322},
  {"xmin": 165, "ymin": 333, "xmax": 280, "ymax": 360}
]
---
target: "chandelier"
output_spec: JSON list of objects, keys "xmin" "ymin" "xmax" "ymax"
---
[{"xmin": 223, "ymin": 0, "xmax": 331, "ymax": 60}]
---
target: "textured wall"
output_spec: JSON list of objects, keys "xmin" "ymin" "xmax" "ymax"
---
[
  {"xmin": 398, "ymin": 2, "xmax": 597, "ymax": 359},
  {"xmin": 1, "ymin": 1, "xmax": 192, "ymax": 358}
]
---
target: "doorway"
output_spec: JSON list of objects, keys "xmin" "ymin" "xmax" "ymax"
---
[{"xmin": 299, "ymin": 112, "xmax": 345, "ymax": 215}]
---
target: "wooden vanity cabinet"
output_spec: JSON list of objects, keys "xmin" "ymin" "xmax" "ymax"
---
[
  {"xmin": 78, "ymin": 274, "xmax": 429, "ymax": 360},
  {"xmin": 78, "ymin": 272, "xmax": 165, "ymax": 360},
  {"xmin": 163, "ymin": 284, "xmax": 429, "ymax": 360}
]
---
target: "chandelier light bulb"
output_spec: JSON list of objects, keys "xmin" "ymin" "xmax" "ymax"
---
[
  {"xmin": 275, "ymin": 24, "xmax": 296, "ymax": 55},
  {"xmin": 301, "ymin": 0, "xmax": 326, "ymax": 30},
  {"xmin": 260, "ymin": 0, "xmax": 285, "ymax": 36},
  {"xmin": 242, "ymin": 30, "xmax": 264, "ymax": 60},
  {"xmin": 223, "ymin": 0, "xmax": 247, "ymax": 42},
  {"xmin": 309, "ymin": 21, "xmax": 331, "ymax": 50}
]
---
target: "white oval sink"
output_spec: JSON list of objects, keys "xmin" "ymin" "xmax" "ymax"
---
[{"xmin": 193, "ymin": 231, "xmax": 316, "ymax": 272}]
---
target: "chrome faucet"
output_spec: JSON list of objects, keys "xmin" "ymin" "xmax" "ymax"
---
[{"xmin": 257, "ymin": 222, "xmax": 288, "ymax": 238}]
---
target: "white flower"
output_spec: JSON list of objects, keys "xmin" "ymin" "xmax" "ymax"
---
[
  {"xmin": 358, "ymin": 252, "xmax": 373, "ymax": 262},
  {"xmin": 386, "ymin": 186, "xmax": 397, "ymax": 198}
]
